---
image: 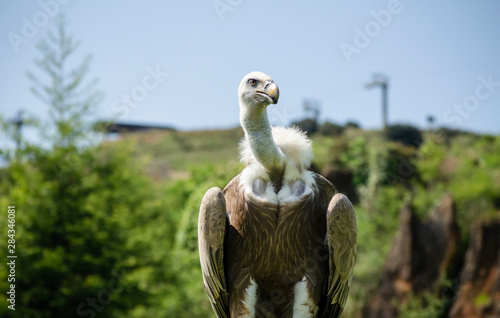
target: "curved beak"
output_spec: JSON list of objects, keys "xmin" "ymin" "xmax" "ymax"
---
[
  {"xmin": 265, "ymin": 82, "xmax": 279, "ymax": 104},
  {"xmin": 257, "ymin": 82, "xmax": 279, "ymax": 105}
]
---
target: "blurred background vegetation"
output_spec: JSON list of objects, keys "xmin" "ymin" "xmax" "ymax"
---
[{"xmin": 1, "ymin": 17, "xmax": 499, "ymax": 318}]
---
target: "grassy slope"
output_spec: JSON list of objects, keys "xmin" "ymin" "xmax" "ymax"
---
[
  {"xmin": 120, "ymin": 126, "xmax": 378, "ymax": 180},
  {"xmin": 119, "ymin": 127, "xmax": 245, "ymax": 181}
]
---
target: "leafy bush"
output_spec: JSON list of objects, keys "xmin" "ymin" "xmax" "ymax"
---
[
  {"xmin": 339, "ymin": 136, "xmax": 369, "ymax": 186},
  {"xmin": 399, "ymin": 290, "xmax": 448, "ymax": 318},
  {"xmin": 0, "ymin": 141, "xmax": 167, "ymax": 317}
]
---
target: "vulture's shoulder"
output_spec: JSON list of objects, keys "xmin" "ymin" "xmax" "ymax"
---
[
  {"xmin": 222, "ymin": 173, "xmax": 241, "ymax": 196},
  {"xmin": 222, "ymin": 174, "xmax": 244, "ymax": 215},
  {"xmin": 313, "ymin": 172, "xmax": 336, "ymax": 201}
]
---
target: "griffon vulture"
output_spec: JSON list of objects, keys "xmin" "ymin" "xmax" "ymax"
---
[{"xmin": 198, "ymin": 71, "xmax": 357, "ymax": 318}]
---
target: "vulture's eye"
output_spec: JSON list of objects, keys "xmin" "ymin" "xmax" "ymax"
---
[{"xmin": 248, "ymin": 79, "xmax": 257, "ymax": 86}]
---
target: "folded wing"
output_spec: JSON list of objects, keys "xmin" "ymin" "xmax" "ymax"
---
[
  {"xmin": 198, "ymin": 187, "xmax": 229, "ymax": 318},
  {"xmin": 323, "ymin": 193, "xmax": 357, "ymax": 318}
]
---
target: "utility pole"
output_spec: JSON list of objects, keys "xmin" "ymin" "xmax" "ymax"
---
[
  {"xmin": 365, "ymin": 74, "xmax": 389, "ymax": 129},
  {"xmin": 11, "ymin": 110, "xmax": 25, "ymax": 151}
]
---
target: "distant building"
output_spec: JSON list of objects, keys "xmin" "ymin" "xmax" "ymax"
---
[{"xmin": 95, "ymin": 121, "xmax": 176, "ymax": 134}]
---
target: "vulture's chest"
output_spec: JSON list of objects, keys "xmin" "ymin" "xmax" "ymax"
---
[
  {"xmin": 224, "ymin": 178, "xmax": 329, "ymax": 317},
  {"xmin": 225, "ymin": 174, "xmax": 328, "ymax": 279},
  {"xmin": 222, "ymin": 165, "xmax": 333, "ymax": 317}
]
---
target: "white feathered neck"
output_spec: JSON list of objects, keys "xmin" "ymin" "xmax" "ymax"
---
[{"xmin": 239, "ymin": 126, "xmax": 313, "ymax": 170}]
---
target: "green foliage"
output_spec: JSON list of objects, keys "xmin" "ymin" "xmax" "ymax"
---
[
  {"xmin": 310, "ymin": 134, "xmax": 337, "ymax": 170},
  {"xmin": 0, "ymin": 141, "xmax": 165, "ymax": 317},
  {"xmin": 474, "ymin": 292, "xmax": 492, "ymax": 308},
  {"xmin": 447, "ymin": 136, "xmax": 500, "ymax": 234},
  {"xmin": 26, "ymin": 15, "xmax": 102, "ymax": 148},
  {"xmin": 413, "ymin": 132, "xmax": 500, "ymax": 236},
  {"xmin": 410, "ymin": 182, "xmax": 447, "ymax": 220},
  {"xmin": 0, "ymin": 16, "xmax": 156, "ymax": 318},
  {"xmin": 357, "ymin": 138, "xmax": 417, "ymax": 216},
  {"xmin": 399, "ymin": 290, "xmax": 448, "ymax": 318},
  {"xmin": 139, "ymin": 163, "xmax": 241, "ymax": 318},
  {"xmin": 343, "ymin": 202, "xmax": 399, "ymax": 318},
  {"xmin": 1, "ymin": 116, "xmax": 498, "ymax": 318},
  {"xmin": 339, "ymin": 136, "xmax": 369, "ymax": 186},
  {"xmin": 416, "ymin": 138, "xmax": 448, "ymax": 184},
  {"xmin": 125, "ymin": 128, "xmax": 244, "ymax": 174}
]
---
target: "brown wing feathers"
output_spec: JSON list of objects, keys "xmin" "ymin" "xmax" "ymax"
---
[{"xmin": 198, "ymin": 187, "xmax": 230, "ymax": 318}]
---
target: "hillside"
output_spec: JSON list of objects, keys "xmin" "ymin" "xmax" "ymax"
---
[
  {"xmin": 1, "ymin": 123, "xmax": 498, "ymax": 317},
  {"xmin": 114, "ymin": 125, "xmax": 500, "ymax": 317},
  {"xmin": 116, "ymin": 127, "xmax": 244, "ymax": 181}
]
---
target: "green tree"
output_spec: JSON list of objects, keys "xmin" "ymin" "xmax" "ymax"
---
[
  {"xmin": 26, "ymin": 15, "xmax": 102, "ymax": 148},
  {"xmin": 0, "ymin": 16, "xmax": 163, "ymax": 318}
]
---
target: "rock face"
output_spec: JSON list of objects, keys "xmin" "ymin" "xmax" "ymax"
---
[
  {"xmin": 449, "ymin": 220, "xmax": 500, "ymax": 318},
  {"xmin": 365, "ymin": 195, "xmax": 460, "ymax": 318}
]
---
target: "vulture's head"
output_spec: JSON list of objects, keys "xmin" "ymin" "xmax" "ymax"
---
[{"xmin": 238, "ymin": 71, "xmax": 279, "ymax": 110}]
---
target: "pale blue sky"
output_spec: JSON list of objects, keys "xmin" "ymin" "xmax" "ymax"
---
[{"xmin": 1, "ymin": 0, "xmax": 499, "ymax": 137}]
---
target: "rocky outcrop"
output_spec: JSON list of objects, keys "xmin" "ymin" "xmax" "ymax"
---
[
  {"xmin": 449, "ymin": 220, "xmax": 500, "ymax": 318},
  {"xmin": 365, "ymin": 195, "xmax": 460, "ymax": 318}
]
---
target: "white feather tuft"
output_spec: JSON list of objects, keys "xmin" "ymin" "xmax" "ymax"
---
[
  {"xmin": 240, "ymin": 126, "xmax": 313, "ymax": 169},
  {"xmin": 242, "ymin": 278, "xmax": 258, "ymax": 318},
  {"xmin": 293, "ymin": 278, "xmax": 315, "ymax": 317}
]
